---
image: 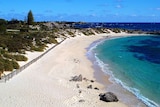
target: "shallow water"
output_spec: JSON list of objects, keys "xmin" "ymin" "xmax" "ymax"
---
[{"xmin": 92, "ymin": 35, "xmax": 160, "ymax": 107}]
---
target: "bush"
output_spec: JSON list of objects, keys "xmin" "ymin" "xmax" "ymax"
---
[
  {"xmin": 0, "ymin": 49, "xmax": 5, "ymax": 54},
  {"xmin": 0, "ymin": 25, "xmax": 6, "ymax": 33},
  {"xmin": 20, "ymin": 28, "xmax": 29, "ymax": 32},
  {"xmin": 0, "ymin": 19, "xmax": 7, "ymax": 33},
  {"xmin": 48, "ymin": 38, "xmax": 58, "ymax": 44},
  {"xmin": 4, "ymin": 60, "xmax": 13, "ymax": 71},
  {"xmin": 67, "ymin": 31, "xmax": 74, "ymax": 35},
  {"xmin": 0, "ymin": 61, "xmax": 4, "ymax": 72},
  {"xmin": 0, "ymin": 58, "xmax": 20, "ymax": 72},
  {"xmin": 3, "ymin": 53, "xmax": 28, "ymax": 61},
  {"xmin": 3, "ymin": 53, "xmax": 13, "ymax": 59},
  {"xmin": 52, "ymin": 28, "xmax": 59, "ymax": 32},
  {"xmin": 12, "ymin": 61, "xmax": 19, "ymax": 69},
  {"xmin": 110, "ymin": 28, "xmax": 121, "ymax": 33},
  {"xmin": 14, "ymin": 55, "xmax": 28, "ymax": 61},
  {"xmin": 31, "ymin": 46, "xmax": 44, "ymax": 52}
]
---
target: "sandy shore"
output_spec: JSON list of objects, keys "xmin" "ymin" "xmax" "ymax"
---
[{"xmin": 0, "ymin": 32, "xmax": 143, "ymax": 107}]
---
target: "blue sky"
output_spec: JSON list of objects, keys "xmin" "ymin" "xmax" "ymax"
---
[{"xmin": 0, "ymin": 0, "xmax": 160, "ymax": 22}]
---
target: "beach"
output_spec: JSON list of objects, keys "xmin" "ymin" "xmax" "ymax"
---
[{"xmin": 0, "ymin": 32, "xmax": 145, "ymax": 107}]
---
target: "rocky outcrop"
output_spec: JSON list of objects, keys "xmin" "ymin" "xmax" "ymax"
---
[{"xmin": 99, "ymin": 92, "xmax": 118, "ymax": 102}]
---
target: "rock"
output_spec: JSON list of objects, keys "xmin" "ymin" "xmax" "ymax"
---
[
  {"xmin": 70, "ymin": 74, "xmax": 82, "ymax": 82},
  {"xmin": 94, "ymin": 87, "xmax": 99, "ymax": 90},
  {"xmin": 83, "ymin": 77, "xmax": 89, "ymax": 81},
  {"xmin": 79, "ymin": 99, "xmax": 85, "ymax": 102},
  {"xmin": 99, "ymin": 92, "xmax": 118, "ymax": 102},
  {"xmin": 87, "ymin": 85, "xmax": 92, "ymax": 89},
  {"xmin": 90, "ymin": 80, "xmax": 94, "ymax": 83}
]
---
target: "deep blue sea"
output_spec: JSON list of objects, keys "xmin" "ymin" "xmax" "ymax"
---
[
  {"xmin": 74, "ymin": 23, "xmax": 160, "ymax": 32},
  {"xmin": 92, "ymin": 35, "xmax": 160, "ymax": 107}
]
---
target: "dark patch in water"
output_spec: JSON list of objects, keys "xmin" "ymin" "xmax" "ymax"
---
[
  {"xmin": 126, "ymin": 38, "xmax": 160, "ymax": 64},
  {"xmin": 139, "ymin": 39, "xmax": 160, "ymax": 47},
  {"xmin": 151, "ymin": 36, "xmax": 160, "ymax": 39}
]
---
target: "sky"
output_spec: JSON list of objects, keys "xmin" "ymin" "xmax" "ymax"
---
[{"xmin": 0, "ymin": 0, "xmax": 160, "ymax": 22}]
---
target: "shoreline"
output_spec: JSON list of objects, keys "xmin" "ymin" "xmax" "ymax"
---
[
  {"xmin": 0, "ymin": 32, "xmax": 148, "ymax": 107},
  {"xmin": 86, "ymin": 35, "xmax": 147, "ymax": 107}
]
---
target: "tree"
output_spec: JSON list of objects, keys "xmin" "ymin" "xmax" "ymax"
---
[
  {"xmin": 27, "ymin": 10, "xmax": 34, "ymax": 25},
  {"xmin": 0, "ymin": 19, "xmax": 7, "ymax": 33},
  {"xmin": 9, "ymin": 18, "xmax": 19, "ymax": 24}
]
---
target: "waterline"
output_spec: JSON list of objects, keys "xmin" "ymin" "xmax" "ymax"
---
[{"xmin": 87, "ymin": 35, "xmax": 160, "ymax": 107}]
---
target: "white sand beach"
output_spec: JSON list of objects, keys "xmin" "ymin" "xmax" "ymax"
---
[{"xmin": 0, "ymin": 32, "xmax": 144, "ymax": 107}]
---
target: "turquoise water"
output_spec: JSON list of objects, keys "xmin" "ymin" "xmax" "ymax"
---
[{"xmin": 93, "ymin": 35, "xmax": 160, "ymax": 107}]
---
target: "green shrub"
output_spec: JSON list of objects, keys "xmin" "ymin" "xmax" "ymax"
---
[
  {"xmin": 4, "ymin": 53, "xmax": 27, "ymax": 62},
  {"xmin": 0, "ymin": 61, "xmax": 4, "ymax": 72},
  {"xmin": 67, "ymin": 31, "xmax": 74, "ymax": 35},
  {"xmin": 13, "ymin": 55, "xmax": 28, "ymax": 61},
  {"xmin": 52, "ymin": 28, "xmax": 59, "ymax": 32},
  {"xmin": 12, "ymin": 61, "xmax": 19, "ymax": 69},
  {"xmin": 111, "ymin": 28, "xmax": 121, "ymax": 33},
  {"xmin": 0, "ymin": 58, "xmax": 20, "ymax": 71},
  {"xmin": 31, "ymin": 46, "xmax": 44, "ymax": 52},
  {"xmin": 0, "ymin": 49, "xmax": 6, "ymax": 54},
  {"xmin": 3, "ymin": 53, "xmax": 13, "ymax": 59},
  {"xmin": 48, "ymin": 38, "xmax": 58, "ymax": 44},
  {"xmin": 20, "ymin": 28, "xmax": 29, "ymax": 32},
  {"xmin": 0, "ymin": 19, "xmax": 7, "ymax": 33},
  {"xmin": 4, "ymin": 60, "xmax": 13, "ymax": 71}
]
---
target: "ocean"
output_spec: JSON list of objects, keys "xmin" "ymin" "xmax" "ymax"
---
[
  {"xmin": 90, "ymin": 35, "xmax": 160, "ymax": 107},
  {"xmin": 74, "ymin": 23, "xmax": 160, "ymax": 32}
]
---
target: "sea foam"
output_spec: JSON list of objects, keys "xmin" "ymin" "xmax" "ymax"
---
[{"xmin": 87, "ymin": 36, "xmax": 159, "ymax": 107}]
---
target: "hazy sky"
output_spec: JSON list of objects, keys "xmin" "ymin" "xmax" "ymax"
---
[{"xmin": 0, "ymin": 0, "xmax": 160, "ymax": 22}]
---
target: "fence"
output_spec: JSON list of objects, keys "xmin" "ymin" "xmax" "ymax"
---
[{"xmin": 0, "ymin": 39, "xmax": 65, "ymax": 83}]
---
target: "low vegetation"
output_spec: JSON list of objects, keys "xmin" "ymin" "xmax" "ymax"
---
[
  {"xmin": 3, "ymin": 54, "xmax": 28, "ymax": 61},
  {"xmin": 0, "ymin": 30, "xmax": 58, "ymax": 74},
  {"xmin": 0, "ymin": 56, "xmax": 19, "ymax": 73},
  {"xmin": 80, "ymin": 28, "xmax": 95, "ymax": 36},
  {"xmin": 0, "ymin": 17, "xmax": 60, "ymax": 75},
  {"xmin": 110, "ymin": 28, "xmax": 122, "ymax": 33}
]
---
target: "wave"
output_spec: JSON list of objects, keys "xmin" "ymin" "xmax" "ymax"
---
[
  {"xmin": 87, "ymin": 36, "xmax": 159, "ymax": 107},
  {"xmin": 87, "ymin": 37, "xmax": 119, "ymax": 58},
  {"xmin": 93, "ymin": 52, "xmax": 159, "ymax": 107}
]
